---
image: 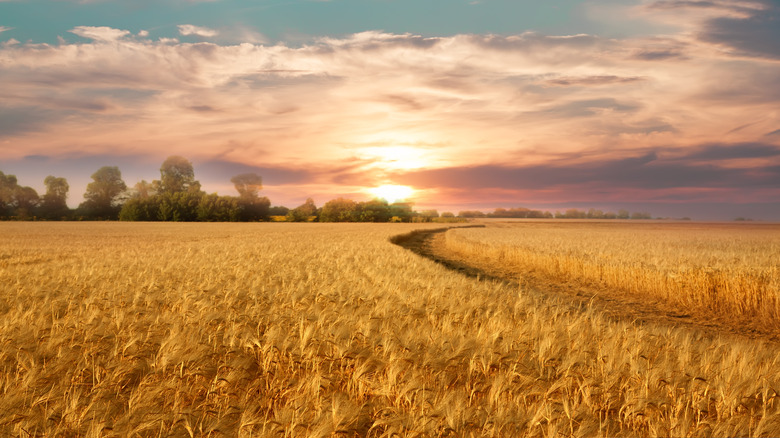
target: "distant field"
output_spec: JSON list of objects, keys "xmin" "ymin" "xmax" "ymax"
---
[
  {"xmin": 444, "ymin": 221, "xmax": 780, "ymax": 327},
  {"xmin": 2, "ymin": 222, "xmax": 780, "ymax": 436}
]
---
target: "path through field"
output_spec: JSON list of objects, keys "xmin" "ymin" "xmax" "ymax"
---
[{"xmin": 394, "ymin": 225, "xmax": 780, "ymax": 343}]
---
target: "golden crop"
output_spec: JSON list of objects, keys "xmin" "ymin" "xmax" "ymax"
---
[
  {"xmin": 444, "ymin": 221, "xmax": 780, "ymax": 325},
  {"xmin": 1, "ymin": 222, "xmax": 780, "ymax": 436}
]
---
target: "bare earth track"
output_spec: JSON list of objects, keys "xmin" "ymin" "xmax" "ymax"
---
[{"xmin": 394, "ymin": 226, "xmax": 780, "ymax": 343}]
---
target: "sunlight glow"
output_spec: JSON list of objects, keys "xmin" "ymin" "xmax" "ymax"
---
[{"xmin": 367, "ymin": 185, "xmax": 415, "ymax": 203}]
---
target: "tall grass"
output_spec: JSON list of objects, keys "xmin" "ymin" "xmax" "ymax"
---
[
  {"xmin": 1, "ymin": 222, "xmax": 780, "ymax": 436},
  {"xmin": 444, "ymin": 221, "xmax": 780, "ymax": 324}
]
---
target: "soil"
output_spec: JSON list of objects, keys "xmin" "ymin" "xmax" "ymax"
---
[{"xmin": 394, "ymin": 226, "xmax": 780, "ymax": 343}]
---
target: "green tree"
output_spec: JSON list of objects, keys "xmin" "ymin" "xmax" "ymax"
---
[
  {"xmin": 269, "ymin": 205, "xmax": 290, "ymax": 216},
  {"xmin": 131, "ymin": 180, "xmax": 155, "ymax": 199},
  {"xmin": 286, "ymin": 198, "xmax": 317, "ymax": 222},
  {"xmin": 198, "ymin": 193, "xmax": 242, "ymax": 222},
  {"xmin": 231, "ymin": 173, "xmax": 269, "ymax": 221},
  {"xmin": 389, "ymin": 202, "xmax": 414, "ymax": 222},
  {"xmin": 357, "ymin": 199, "xmax": 391, "ymax": 222},
  {"xmin": 158, "ymin": 156, "xmax": 201, "ymax": 194},
  {"xmin": 14, "ymin": 186, "xmax": 40, "ymax": 219},
  {"xmin": 239, "ymin": 196, "xmax": 271, "ymax": 221},
  {"xmin": 119, "ymin": 197, "xmax": 157, "ymax": 221},
  {"xmin": 40, "ymin": 176, "xmax": 70, "ymax": 219},
  {"xmin": 157, "ymin": 192, "xmax": 201, "ymax": 221},
  {"xmin": 0, "ymin": 171, "xmax": 19, "ymax": 218},
  {"xmin": 80, "ymin": 166, "xmax": 127, "ymax": 219},
  {"xmin": 319, "ymin": 197, "xmax": 358, "ymax": 222}
]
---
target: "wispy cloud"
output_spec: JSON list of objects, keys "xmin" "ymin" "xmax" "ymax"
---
[
  {"xmin": 177, "ymin": 24, "xmax": 219, "ymax": 38},
  {"xmin": 544, "ymin": 75, "xmax": 645, "ymax": 87},
  {"xmin": 69, "ymin": 26, "xmax": 131, "ymax": 42}
]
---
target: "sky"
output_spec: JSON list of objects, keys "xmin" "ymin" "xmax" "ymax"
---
[{"xmin": 1, "ymin": 0, "xmax": 779, "ymax": 220}]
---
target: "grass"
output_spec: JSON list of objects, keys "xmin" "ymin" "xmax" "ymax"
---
[{"xmin": 1, "ymin": 221, "xmax": 780, "ymax": 436}]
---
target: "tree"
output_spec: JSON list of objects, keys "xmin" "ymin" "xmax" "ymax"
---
[
  {"xmin": 158, "ymin": 156, "xmax": 201, "ymax": 194},
  {"xmin": 231, "ymin": 173, "xmax": 269, "ymax": 221},
  {"xmin": 13, "ymin": 186, "xmax": 39, "ymax": 219},
  {"xmin": 587, "ymin": 208, "xmax": 604, "ymax": 219},
  {"xmin": 389, "ymin": 202, "xmax": 414, "ymax": 222},
  {"xmin": 319, "ymin": 197, "xmax": 358, "ymax": 222},
  {"xmin": 119, "ymin": 197, "xmax": 157, "ymax": 221},
  {"xmin": 197, "ymin": 193, "xmax": 241, "ymax": 222},
  {"xmin": 80, "ymin": 166, "xmax": 127, "ymax": 219},
  {"xmin": 0, "ymin": 171, "xmax": 19, "ymax": 218},
  {"xmin": 286, "ymin": 198, "xmax": 317, "ymax": 222},
  {"xmin": 357, "ymin": 199, "xmax": 391, "ymax": 222},
  {"xmin": 231, "ymin": 173, "xmax": 263, "ymax": 200},
  {"xmin": 269, "ymin": 205, "xmax": 290, "ymax": 217},
  {"xmin": 458, "ymin": 210, "xmax": 486, "ymax": 218},
  {"xmin": 132, "ymin": 180, "xmax": 155, "ymax": 199},
  {"xmin": 157, "ymin": 192, "xmax": 201, "ymax": 221},
  {"xmin": 40, "ymin": 176, "xmax": 70, "ymax": 219}
]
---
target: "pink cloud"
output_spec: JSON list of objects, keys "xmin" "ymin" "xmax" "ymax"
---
[
  {"xmin": 0, "ymin": 18, "xmax": 778, "ymax": 212},
  {"xmin": 177, "ymin": 24, "xmax": 219, "ymax": 38},
  {"xmin": 69, "ymin": 26, "xmax": 131, "ymax": 42}
]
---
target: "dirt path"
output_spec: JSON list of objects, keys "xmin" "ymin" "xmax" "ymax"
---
[{"xmin": 394, "ymin": 227, "xmax": 780, "ymax": 343}]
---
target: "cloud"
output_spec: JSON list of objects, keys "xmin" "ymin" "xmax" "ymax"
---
[
  {"xmin": 0, "ymin": 106, "xmax": 69, "ymax": 138},
  {"xmin": 0, "ymin": 26, "xmax": 12, "ymax": 34},
  {"xmin": 643, "ymin": 0, "xmax": 767, "ymax": 19},
  {"xmin": 642, "ymin": 0, "xmax": 780, "ymax": 59},
  {"xmin": 388, "ymin": 146, "xmax": 780, "ymax": 195},
  {"xmin": 681, "ymin": 143, "xmax": 780, "ymax": 161},
  {"xmin": 699, "ymin": 1, "xmax": 780, "ymax": 59},
  {"xmin": 69, "ymin": 26, "xmax": 131, "ymax": 42},
  {"xmin": 0, "ymin": 27, "xmax": 778, "ymax": 209},
  {"xmin": 178, "ymin": 24, "xmax": 219, "ymax": 38},
  {"xmin": 532, "ymin": 98, "xmax": 640, "ymax": 119},
  {"xmin": 632, "ymin": 49, "xmax": 686, "ymax": 60},
  {"xmin": 544, "ymin": 75, "xmax": 645, "ymax": 87}
]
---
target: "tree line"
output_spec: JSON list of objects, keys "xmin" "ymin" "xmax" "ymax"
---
[
  {"xmin": 1, "ymin": 156, "xmax": 441, "ymax": 223},
  {"xmin": 457, "ymin": 207, "xmax": 655, "ymax": 220},
  {"xmin": 2, "ymin": 156, "xmax": 657, "ymax": 222}
]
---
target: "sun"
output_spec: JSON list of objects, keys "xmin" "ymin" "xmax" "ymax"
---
[{"xmin": 368, "ymin": 185, "xmax": 415, "ymax": 203}]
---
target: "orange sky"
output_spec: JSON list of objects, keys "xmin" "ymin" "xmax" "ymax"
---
[{"xmin": 1, "ymin": 0, "xmax": 779, "ymax": 219}]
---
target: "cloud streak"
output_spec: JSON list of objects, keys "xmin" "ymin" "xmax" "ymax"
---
[{"xmin": 177, "ymin": 24, "xmax": 219, "ymax": 38}]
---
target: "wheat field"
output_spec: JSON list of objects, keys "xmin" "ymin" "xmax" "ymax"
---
[
  {"xmin": 443, "ymin": 221, "xmax": 780, "ymax": 327},
  {"xmin": 2, "ymin": 222, "xmax": 780, "ymax": 436}
]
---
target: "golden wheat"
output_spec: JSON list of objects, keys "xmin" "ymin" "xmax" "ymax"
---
[
  {"xmin": 0, "ymin": 222, "xmax": 779, "ymax": 436},
  {"xmin": 444, "ymin": 221, "xmax": 780, "ymax": 324}
]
